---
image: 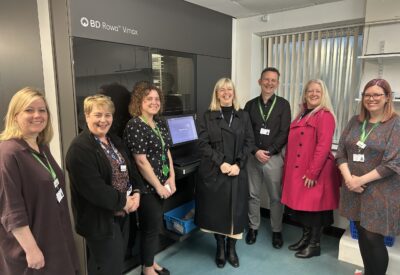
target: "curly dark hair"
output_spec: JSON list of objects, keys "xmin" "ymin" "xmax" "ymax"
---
[{"xmin": 129, "ymin": 85, "xmax": 164, "ymax": 117}]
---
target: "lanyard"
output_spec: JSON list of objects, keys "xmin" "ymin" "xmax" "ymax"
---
[
  {"xmin": 140, "ymin": 116, "xmax": 169, "ymax": 176},
  {"xmin": 360, "ymin": 120, "xmax": 380, "ymax": 143},
  {"xmin": 258, "ymin": 95, "xmax": 277, "ymax": 123},
  {"xmin": 140, "ymin": 116, "xmax": 166, "ymax": 150},
  {"xmin": 95, "ymin": 136, "xmax": 124, "ymax": 165},
  {"xmin": 31, "ymin": 152, "xmax": 57, "ymax": 180},
  {"xmin": 220, "ymin": 109, "xmax": 234, "ymax": 127}
]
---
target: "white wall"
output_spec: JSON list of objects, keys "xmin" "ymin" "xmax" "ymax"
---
[{"xmin": 232, "ymin": 0, "xmax": 366, "ymax": 229}]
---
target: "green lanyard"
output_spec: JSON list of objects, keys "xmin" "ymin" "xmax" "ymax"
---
[
  {"xmin": 140, "ymin": 116, "xmax": 169, "ymax": 177},
  {"xmin": 360, "ymin": 120, "xmax": 380, "ymax": 143},
  {"xmin": 31, "ymin": 152, "xmax": 57, "ymax": 180},
  {"xmin": 258, "ymin": 95, "xmax": 277, "ymax": 123}
]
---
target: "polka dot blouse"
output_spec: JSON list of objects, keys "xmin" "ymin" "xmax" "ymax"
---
[{"xmin": 124, "ymin": 116, "xmax": 172, "ymax": 193}]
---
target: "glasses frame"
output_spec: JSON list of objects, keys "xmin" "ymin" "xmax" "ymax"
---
[{"xmin": 362, "ymin": 93, "xmax": 386, "ymax": 100}]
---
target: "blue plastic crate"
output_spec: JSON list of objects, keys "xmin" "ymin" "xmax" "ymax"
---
[
  {"xmin": 349, "ymin": 220, "xmax": 395, "ymax": 247},
  {"xmin": 164, "ymin": 200, "xmax": 197, "ymax": 235}
]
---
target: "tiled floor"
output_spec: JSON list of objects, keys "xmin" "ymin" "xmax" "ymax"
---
[{"xmin": 126, "ymin": 219, "xmax": 361, "ymax": 275}]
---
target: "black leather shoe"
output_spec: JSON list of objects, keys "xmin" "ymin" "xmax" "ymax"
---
[
  {"xmin": 245, "ymin": 228, "xmax": 258, "ymax": 245},
  {"xmin": 295, "ymin": 243, "xmax": 320, "ymax": 258},
  {"xmin": 155, "ymin": 267, "xmax": 170, "ymax": 275},
  {"xmin": 272, "ymin": 232, "xmax": 283, "ymax": 249}
]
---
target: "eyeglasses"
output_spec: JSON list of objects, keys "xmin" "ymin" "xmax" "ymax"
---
[{"xmin": 362, "ymin": 93, "xmax": 385, "ymax": 100}]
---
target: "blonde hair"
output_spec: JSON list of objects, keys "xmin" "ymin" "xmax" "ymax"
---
[
  {"xmin": 0, "ymin": 87, "xmax": 53, "ymax": 144},
  {"xmin": 84, "ymin": 94, "xmax": 115, "ymax": 115},
  {"xmin": 129, "ymin": 85, "xmax": 164, "ymax": 117},
  {"xmin": 209, "ymin": 78, "xmax": 240, "ymax": 111},
  {"xmin": 359, "ymin": 78, "xmax": 397, "ymax": 122},
  {"xmin": 297, "ymin": 79, "xmax": 336, "ymax": 123}
]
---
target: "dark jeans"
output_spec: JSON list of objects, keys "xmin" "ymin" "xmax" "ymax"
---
[
  {"xmin": 86, "ymin": 216, "xmax": 129, "ymax": 275},
  {"xmin": 138, "ymin": 192, "xmax": 164, "ymax": 267}
]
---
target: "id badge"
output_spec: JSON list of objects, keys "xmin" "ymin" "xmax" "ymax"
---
[
  {"xmin": 356, "ymin": 140, "xmax": 366, "ymax": 149},
  {"xmin": 120, "ymin": 165, "xmax": 127, "ymax": 172},
  {"xmin": 56, "ymin": 189, "xmax": 64, "ymax": 203},
  {"xmin": 260, "ymin": 128, "xmax": 270, "ymax": 135},
  {"xmin": 162, "ymin": 164, "xmax": 170, "ymax": 177},
  {"xmin": 353, "ymin": 154, "xmax": 365, "ymax": 162},
  {"xmin": 53, "ymin": 178, "xmax": 59, "ymax": 188},
  {"xmin": 126, "ymin": 184, "xmax": 132, "ymax": 196}
]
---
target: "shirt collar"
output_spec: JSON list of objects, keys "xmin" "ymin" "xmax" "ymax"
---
[{"xmin": 259, "ymin": 93, "xmax": 276, "ymax": 105}]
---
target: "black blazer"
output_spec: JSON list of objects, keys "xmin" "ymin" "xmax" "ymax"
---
[{"xmin": 66, "ymin": 129, "xmax": 144, "ymax": 240}]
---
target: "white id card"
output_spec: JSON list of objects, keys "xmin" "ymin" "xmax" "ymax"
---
[
  {"xmin": 120, "ymin": 165, "xmax": 127, "ymax": 172},
  {"xmin": 353, "ymin": 154, "xmax": 365, "ymax": 162},
  {"xmin": 260, "ymin": 128, "xmax": 270, "ymax": 135},
  {"xmin": 53, "ymin": 178, "xmax": 59, "ymax": 188},
  {"xmin": 56, "ymin": 189, "xmax": 64, "ymax": 203},
  {"xmin": 356, "ymin": 141, "xmax": 366, "ymax": 149},
  {"xmin": 126, "ymin": 185, "xmax": 132, "ymax": 196}
]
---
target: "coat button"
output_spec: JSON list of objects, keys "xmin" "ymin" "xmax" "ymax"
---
[
  {"xmin": 297, "ymin": 154, "xmax": 300, "ymax": 157},
  {"xmin": 295, "ymin": 165, "xmax": 299, "ymax": 168},
  {"xmin": 301, "ymin": 132, "xmax": 304, "ymax": 135},
  {"xmin": 299, "ymin": 143, "xmax": 302, "ymax": 146}
]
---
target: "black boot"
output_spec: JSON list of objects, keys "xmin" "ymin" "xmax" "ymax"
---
[
  {"xmin": 288, "ymin": 226, "xmax": 311, "ymax": 251},
  {"xmin": 295, "ymin": 227, "xmax": 322, "ymax": 258},
  {"xmin": 226, "ymin": 237, "xmax": 239, "ymax": 268},
  {"xmin": 214, "ymin": 234, "xmax": 226, "ymax": 268}
]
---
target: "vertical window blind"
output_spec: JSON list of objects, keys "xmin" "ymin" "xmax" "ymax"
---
[{"xmin": 262, "ymin": 26, "xmax": 364, "ymax": 143}]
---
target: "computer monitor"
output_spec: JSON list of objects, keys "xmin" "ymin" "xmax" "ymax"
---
[{"xmin": 166, "ymin": 115, "xmax": 198, "ymax": 146}]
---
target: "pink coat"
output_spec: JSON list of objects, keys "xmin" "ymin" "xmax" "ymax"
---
[{"xmin": 281, "ymin": 109, "xmax": 340, "ymax": 211}]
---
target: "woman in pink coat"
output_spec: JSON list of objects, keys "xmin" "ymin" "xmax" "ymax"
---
[{"xmin": 281, "ymin": 79, "xmax": 340, "ymax": 258}]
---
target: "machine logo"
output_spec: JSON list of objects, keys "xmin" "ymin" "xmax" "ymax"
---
[
  {"xmin": 78, "ymin": 16, "xmax": 138, "ymax": 36},
  {"xmin": 80, "ymin": 17, "xmax": 89, "ymax": 27}
]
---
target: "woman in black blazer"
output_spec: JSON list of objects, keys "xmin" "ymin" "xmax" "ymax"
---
[
  {"xmin": 66, "ymin": 94, "xmax": 143, "ymax": 275},
  {"xmin": 195, "ymin": 78, "xmax": 254, "ymax": 268}
]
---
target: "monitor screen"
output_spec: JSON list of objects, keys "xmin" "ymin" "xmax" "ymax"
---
[{"xmin": 166, "ymin": 115, "xmax": 198, "ymax": 146}]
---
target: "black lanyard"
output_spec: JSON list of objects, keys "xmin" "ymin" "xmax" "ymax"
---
[{"xmin": 220, "ymin": 109, "xmax": 234, "ymax": 127}]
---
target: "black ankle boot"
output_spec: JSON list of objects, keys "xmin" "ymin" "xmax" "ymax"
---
[
  {"xmin": 295, "ymin": 242, "xmax": 321, "ymax": 258},
  {"xmin": 295, "ymin": 226, "xmax": 322, "ymax": 259},
  {"xmin": 226, "ymin": 237, "xmax": 239, "ymax": 268},
  {"xmin": 214, "ymin": 234, "xmax": 226, "ymax": 268},
  {"xmin": 288, "ymin": 226, "xmax": 311, "ymax": 251}
]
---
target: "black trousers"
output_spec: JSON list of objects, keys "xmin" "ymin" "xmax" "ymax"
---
[
  {"xmin": 86, "ymin": 216, "xmax": 129, "ymax": 275},
  {"xmin": 138, "ymin": 192, "xmax": 164, "ymax": 267}
]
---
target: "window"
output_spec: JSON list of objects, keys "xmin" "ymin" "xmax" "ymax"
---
[
  {"xmin": 151, "ymin": 49, "xmax": 196, "ymax": 115},
  {"xmin": 263, "ymin": 26, "xmax": 363, "ymax": 143}
]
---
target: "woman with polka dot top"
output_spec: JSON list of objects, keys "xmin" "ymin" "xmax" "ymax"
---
[{"xmin": 124, "ymin": 85, "xmax": 175, "ymax": 275}]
